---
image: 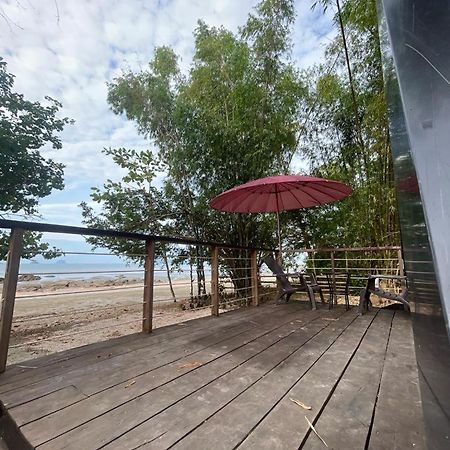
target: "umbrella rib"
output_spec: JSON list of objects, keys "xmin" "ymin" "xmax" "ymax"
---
[
  {"xmin": 285, "ymin": 184, "xmax": 306, "ymax": 209},
  {"xmin": 312, "ymin": 182, "xmax": 351, "ymax": 196},
  {"xmin": 296, "ymin": 186, "xmax": 327, "ymax": 206},
  {"xmin": 215, "ymin": 187, "xmax": 255, "ymax": 211},
  {"xmin": 306, "ymin": 184, "xmax": 349, "ymax": 202}
]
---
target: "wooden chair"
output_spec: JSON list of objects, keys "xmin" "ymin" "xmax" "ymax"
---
[
  {"xmin": 359, "ymin": 274, "xmax": 409, "ymax": 314},
  {"xmin": 299, "ymin": 272, "xmax": 326, "ymax": 306},
  {"xmin": 326, "ymin": 272, "xmax": 351, "ymax": 310},
  {"xmin": 263, "ymin": 255, "xmax": 317, "ymax": 310}
]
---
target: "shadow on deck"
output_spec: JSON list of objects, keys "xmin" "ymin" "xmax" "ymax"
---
[{"xmin": 0, "ymin": 302, "xmax": 425, "ymax": 449}]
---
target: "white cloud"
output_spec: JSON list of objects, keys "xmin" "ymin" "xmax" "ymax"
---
[{"xmin": 1, "ymin": 0, "xmax": 334, "ymax": 227}]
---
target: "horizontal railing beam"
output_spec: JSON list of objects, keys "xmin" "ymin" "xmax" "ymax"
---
[
  {"xmin": 287, "ymin": 246, "xmax": 401, "ymax": 253},
  {"xmin": 0, "ymin": 219, "xmax": 274, "ymax": 252}
]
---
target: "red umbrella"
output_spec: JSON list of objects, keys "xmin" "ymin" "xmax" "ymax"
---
[{"xmin": 210, "ymin": 175, "xmax": 352, "ymax": 252}]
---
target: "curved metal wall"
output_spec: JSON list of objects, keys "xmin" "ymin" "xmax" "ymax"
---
[{"xmin": 377, "ymin": 1, "xmax": 450, "ymax": 448}]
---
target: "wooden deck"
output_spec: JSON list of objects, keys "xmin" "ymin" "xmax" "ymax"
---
[{"xmin": 0, "ymin": 302, "xmax": 426, "ymax": 449}]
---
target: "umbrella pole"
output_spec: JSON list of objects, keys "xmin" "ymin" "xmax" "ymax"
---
[{"xmin": 276, "ymin": 209, "xmax": 282, "ymax": 261}]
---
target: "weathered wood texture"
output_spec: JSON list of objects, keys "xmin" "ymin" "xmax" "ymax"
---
[
  {"xmin": 0, "ymin": 229, "xmax": 23, "ymax": 373},
  {"xmin": 251, "ymin": 250, "xmax": 259, "ymax": 307},
  {"xmin": 211, "ymin": 246, "xmax": 219, "ymax": 316},
  {"xmin": 0, "ymin": 303, "xmax": 425, "ymax": 449},
  {"xmin": 142, "ymin": 239, "xmax": 155, "ymax": 333}
]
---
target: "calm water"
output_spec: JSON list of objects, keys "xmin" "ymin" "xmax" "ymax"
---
[{"xmin": 0, "ymin": 262, "xmax": 203, "ymax": 281}]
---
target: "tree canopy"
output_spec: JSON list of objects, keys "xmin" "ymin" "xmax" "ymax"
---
[
  {"xmin": 83, "ymin": 1, "xmax": 303, "ymax": 242},
  {"xmin": 290, "ymin": 0, "xmax": 399, "ymax": 249},
  {"xmin": 82, "ymin": 0, "xmax": 399, "ymax": 277},
  {"xmin": 0, "ymin": 58, "xmax": 72, "ymax": 259}
]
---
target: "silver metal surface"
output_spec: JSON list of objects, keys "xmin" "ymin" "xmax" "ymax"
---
[{"xmin": 378, "ymin": 1, "xmax": 450, "ymax": 447}]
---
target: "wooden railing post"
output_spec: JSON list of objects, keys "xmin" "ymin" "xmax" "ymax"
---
[
  {"xmin": 0, "ymin": 228, "xmax": 23, "ymax": 372},
  {"xmin": 142, "ymin": 239, "xmax": 155, "ymax": 333},
  {"xmin": 251, "ymin": 250, "xmax": 259, "ymax": 306},
  {"xmin": 330, "ymin": 251, "xmax": 336, "ymax": 305},
  {"xmin": 311, "ymin": 250, "xmax": 316, "ymax": 275},
  {"xmin": 211, "ymin": 246, "xmax": 219, "ymax": 316},
  {"xmin": 397, "ymin": 248, "xmax": 405, "ymax": 277}
]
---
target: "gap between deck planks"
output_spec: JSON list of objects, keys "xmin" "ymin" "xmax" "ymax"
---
[
  {"xmin": 80, "ymin": 309, "xmax": 359, "ymax": 449},
  {"xmin": 0, "ymin": 303, "xmax": 300, "ymax": 400},
  {"xmin": 298, "ymin": 310, "xmax": 422, "ymax": 450},
  {"xmin": 12, "ymin": 303, "xmax": 322, "ymax": 433},
  {"xmin": 366, "ymin": 311, "xmax": 426, "ymax": 449},
  {"xmin": 0, "ymin": 304, "xmax": 283, "ymax": 390},
  {"xmin": 176, "ymin": 308, "xmax": 379, "ymax": 450},
  {"xmin": 0, "ymin": 305, "xmax": 425, "ymax": 450},
  {"xmin": 27, "ymin": 305, "xmax": 348, "ymax": 449},
  {"xmin": 3, "ymin": 303, "xmax": 315, "ymax": 412}
]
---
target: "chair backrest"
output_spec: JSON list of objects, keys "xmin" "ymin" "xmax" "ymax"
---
[
  {"xmin": 263, "ymin": 254, "xmax": 294, "ymax": 290},
  {"xmin": 304, "ymin": 272, "xmax": 319, "ymax": 286},
  {"xmin": 326, "ymin": 272, "xmax": 350, "ymax": 294}
]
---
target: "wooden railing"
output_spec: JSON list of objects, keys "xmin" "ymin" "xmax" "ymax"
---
[
  {"xmin": 281, "ymin": 246, "xmax": 403, "ymax": 295},
  {"xmin": 0, "ymin": 219, "xmax": 273, "ymax": 372},
  {"xmin": 0, "ymin": 219, "xmax": 403, "ymax": 373}
]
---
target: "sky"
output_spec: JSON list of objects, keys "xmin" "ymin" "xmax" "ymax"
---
[{"xmin": 0, "ymin": 0, "xmax": 335, "ymax": 258}]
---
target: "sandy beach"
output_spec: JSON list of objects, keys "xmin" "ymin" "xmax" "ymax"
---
[{"xmin": 6, "ymin": 276, "xmax": 214, "ymax": 365}]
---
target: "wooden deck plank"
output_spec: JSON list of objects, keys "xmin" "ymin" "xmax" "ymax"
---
[
  {"xmin": 99, "ymin": 310, "xmax": 351, "ymax": 450},
  {"xmin": 2, "ymin": 304, "xmax": 298, "ymax": 407},
  {"xmin": 8, "ymin": 386, "xmax": 88, "ymax": 428},
  {"xmin": 0, "ymin": 304, "xmax": 426, "ymax": 450},
  {"xmin": 236, "ymin": 310, "xmax": 381, "ymax": 450},
  {"xmin": 300, "ymin": 309, "xmax": 394, "ymax": 449},
  {"xmin": 38, "ymin": 307, "xmax": 344, "ymax": 449},
  {"xmin": 178, "ymin": 309, "xmax": 375, "ymax": 450},
  {"xmin": 0, "ymin": 304, "xmax": 276, "ymax": 391},
  {"xmin": 5, "ymin": 302, "xmax": 267, "ymax": 377},
  {"xmin": 368, "ymin": 311, "xmax": 426, "ymax": 449},
  {"xmin": 16, "ymin": 304, "xmax": 319, "ymax": 438}
]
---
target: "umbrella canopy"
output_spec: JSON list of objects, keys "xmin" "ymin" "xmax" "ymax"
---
[{"xmin": 210, "ymin": 175, "xmax": 352, "ymax": 252}]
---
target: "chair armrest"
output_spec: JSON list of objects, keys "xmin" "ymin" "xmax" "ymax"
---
[{"xmin": 368, "ymin": 274, "xmax": 406, "ymax": 280}]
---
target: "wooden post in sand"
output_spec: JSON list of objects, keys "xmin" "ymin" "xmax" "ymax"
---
[
  {"xmin": 0, "ymin": 228, "xmax": 23, "ymax": 372},
  {"xmin": 142, "ymin": 239, "xmax": 155, "ymax": 333},
  {"xmin": 211, "ymin": 246, "xmax": 219, "ymax": 316}
]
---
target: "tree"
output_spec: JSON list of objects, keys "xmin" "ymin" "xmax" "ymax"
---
[
  {"xmin": 83, "ymin": 0, "xmax": 305, "ymax": 297},
  {"xmin": 292, "ymin": 0, "xmax": 399, "ymax": 251},
  {"xmin": 0, "ymin": 58, "xmax": 72, "ymax": 259},
  {"xmin": 80, "ymin": 147, "xmax": 179, "ymax": 301}
]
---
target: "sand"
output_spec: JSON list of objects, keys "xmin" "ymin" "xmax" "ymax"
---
[{"xmin": 6, "ymin": 277, "xmax": 212, "ymax": 365}]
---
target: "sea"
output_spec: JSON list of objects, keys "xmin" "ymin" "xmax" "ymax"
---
[{"xmin": 0, "ymin": 261, "xmax": 202, "ymax": 281}]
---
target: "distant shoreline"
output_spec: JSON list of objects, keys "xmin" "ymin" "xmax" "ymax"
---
[{"xmin": 11, "ymin": 275, "xmax": 198, "ymax": 298}]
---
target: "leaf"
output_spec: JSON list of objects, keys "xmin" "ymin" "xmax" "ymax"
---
[
  {"xmin": 178, "ymin": 361, "xmax": 203, "ymax": 369},
  {"xmin": 289, "ymin": 398, "xmax": 312, "ymax": 410},
  {"xmin": 305, "ymin": 416, "xmax": 328, "ymax": 448}
]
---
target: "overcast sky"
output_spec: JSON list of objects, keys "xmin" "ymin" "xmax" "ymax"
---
[{"xmin": 1, "ymin": 0, "xmax": 334, "ymax": 254}]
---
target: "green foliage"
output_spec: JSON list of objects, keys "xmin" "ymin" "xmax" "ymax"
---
[
  {"xmin": 87, "ymin": 0, "xmax": 304, "ymax": 266},
  {"xmin": 0, "ymin": 58, "xmax": 72, "ymax": 260},
  {"xmin": 295, "ymin": 0, "xmax": 399, "ymax": 249},
  {"xmin": 83, "ymin": 0, "xmax": 398, "ymax": 287},
  {"xmin": 80, "ymin": 147, "xmax": 166, "ymax": 258}
]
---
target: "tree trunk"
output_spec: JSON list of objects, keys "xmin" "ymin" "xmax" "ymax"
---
[
  {"xmin": 195, "ymin": 245, "xmax": 206, "ymax": 297},
  {"xmin": 162, "ymin": 250, "xmax": 176, "ymax": 302},
  {"xmin": 189, "ymin": 256, "xmax": 194, "ymax": 300}
]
